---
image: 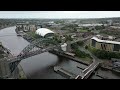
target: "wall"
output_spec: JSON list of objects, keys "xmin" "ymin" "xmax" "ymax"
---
[{"xmin": 90, "ymin": 39, "xmax": 120, "ymax": 52}]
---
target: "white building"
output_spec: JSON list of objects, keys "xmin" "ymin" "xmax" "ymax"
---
[
  {"xmin": 35, "ymin": 28, "xmax": 54, "ymax": 38},
  {"xmin": 61, "ymin": 43, "xmax": 67, "ymax": 51}
]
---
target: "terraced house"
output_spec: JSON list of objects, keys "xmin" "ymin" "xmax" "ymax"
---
[{"xmin": 90, "ymin": 35, "xmax": 120, "ymax": 52}]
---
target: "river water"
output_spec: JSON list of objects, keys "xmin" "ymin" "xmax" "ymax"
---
[
  {"xmin": 0, "ymin": 26, "xmax": 120, "ymax": 79},
  {"xmin": 0, "ymin": 26, "xmax": 88, "ymax": 79}
]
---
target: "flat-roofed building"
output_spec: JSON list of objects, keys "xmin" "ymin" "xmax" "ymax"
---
[{"xmin": 90, "ymin": 36, "xmax": 120, "ymax": 52}]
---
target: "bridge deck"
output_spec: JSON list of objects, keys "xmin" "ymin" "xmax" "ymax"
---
[{"xmin": 75, "ymin": 61, "xmax": 100, "ymax": 79}]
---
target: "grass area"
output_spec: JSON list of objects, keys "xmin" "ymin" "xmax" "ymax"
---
[
  {"xmin": 26, "ymin": 31, "xmax": 42, "ymax": 39},
  {"xmin": 18, "ymin": 65, "xmax": 27, "ymax": 79},
  {"xmin": 79, "ymin": 57, "xmax": 93, "ymax": 63},
  {"xmin": 71, "ymin": 43, "xmax": 93, "ymax": 63},
  {"xmin": 78, "ymin": 29, "xmax": 88, "ymax": 33}
]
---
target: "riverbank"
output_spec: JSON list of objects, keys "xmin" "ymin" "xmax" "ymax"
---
[
  {"xmin": 0, "ymin": 25, "xmax": 15, "ymax": 30},
  {"xmin": 0, "ymin": 42, "xmax": 13, "ymax": 59}
]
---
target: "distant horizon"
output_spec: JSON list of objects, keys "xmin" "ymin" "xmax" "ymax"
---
[
  {"xmin": 0, "ymin": 11, "xmax": 120, "ymax": 19},
  {"xmin": 0, "ymin": 16, "xmax": 120, "ymax": 19}
]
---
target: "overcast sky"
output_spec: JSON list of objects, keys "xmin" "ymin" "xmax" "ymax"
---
[{"xmin": 0, "ymin": 11, "xmax": 120, "ymax": 19}]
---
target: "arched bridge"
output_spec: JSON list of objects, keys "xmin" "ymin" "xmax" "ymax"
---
[
  {"xmin": 0, "ymin": 38, "xmax": 62, "ymax": 78},
  {"xmin": 0, "ymin": 36, "xmax": 93, "ymax": 78}
]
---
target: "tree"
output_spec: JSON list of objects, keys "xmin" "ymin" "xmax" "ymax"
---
[
  {"xmin": 90, "ymin": 48, "xmax": 120, "ymax": 60},
  {"xmin": 85, "ymin": 45, "xmax": 88, "ymax": 49},
  {"xmin": 77, "ymin": 41, "xmax": 84, "ymax": 46}
]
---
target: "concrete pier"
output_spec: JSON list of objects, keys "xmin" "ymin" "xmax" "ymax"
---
[{"xmin": 54, "ymin": 66, "xmax": 76, "ymax": 79}]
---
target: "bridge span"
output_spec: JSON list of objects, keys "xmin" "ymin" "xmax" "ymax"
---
[
  {"xmin": 75, "ymin": 60, "xmax": 100, "ymax": 79},
  {"xmin": 0, "ymin": 34, "xmax": 93, "ymax": 78}
]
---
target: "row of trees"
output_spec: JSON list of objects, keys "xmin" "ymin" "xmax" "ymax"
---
[
  {"xmin": 74, "ymin": 48, "xmax": 92, "ymax": 58},
  {"xmin": 88, "ymin": 47, "xmax": 120, "ymax": 60},
  {"xmin": 94, "ymin": 25, "xmax": 105, "ymax": 30},
  {"xmin": 71, "ymin": 43, "xmax": 92, "ymax": 59},
  {"xmin": 26, "ymin": 31, "xmax": 42, "ymax": 39}
]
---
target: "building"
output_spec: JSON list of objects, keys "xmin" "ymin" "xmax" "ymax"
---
[
  {"xmin": 61, "ymin": 43, "xmax": 67, "ymax": 51},
  {"xmin": 78, "ymin": 23, "xmax": 103, "ymax": 27},
  {"xmin": 16, "ymin": 23, "xmax": 37, "ymax": 32},
  {"xmin": 107, "ymin": 20, "xmax": 113, "ymax": 26},
  {"xmin": 35, "ymin": 28, "xmax": 54, "ymax": 38},
  {"xmin": 90, "ymin": 35, "xmax": 120, "ymax": 52}
]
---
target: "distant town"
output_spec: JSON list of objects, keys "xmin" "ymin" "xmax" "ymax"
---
[{"xmin": 0, "ymin": 17, "xmax": 120, "ymax": 79}]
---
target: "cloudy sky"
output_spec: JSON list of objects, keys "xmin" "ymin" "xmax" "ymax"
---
[{"xmin": 0, "ymin": 11, "xmax": 120, "ymax": 19}]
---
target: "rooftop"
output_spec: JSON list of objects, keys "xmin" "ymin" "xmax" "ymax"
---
[
  {"xmin": 91, "ymin": 36, "xmax": 120, "ymax": 45},
  {"xmin": 36, "ymin": 28, "xmax": 54, "ymax": 37}
]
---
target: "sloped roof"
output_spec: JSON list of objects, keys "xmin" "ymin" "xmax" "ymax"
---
[
  {"xmin": 92, "ymin": 37, "xmax": 120, "ymax": 45},
  {"xmin": 36, "ymin": 28, "xmax": 54, "ymax": 37}
]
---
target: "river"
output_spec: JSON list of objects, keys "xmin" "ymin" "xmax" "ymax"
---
[
  {"xmin": 0, "ymin": 26, "xmax": 120, "ymax": 79},
  {"xmin": 0, "ymin": 26, "xmax": 88, "ymax": 79}
]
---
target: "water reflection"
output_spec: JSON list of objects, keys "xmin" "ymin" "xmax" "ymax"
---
[{"xmin": 0, "ymin": 26, "xmax": 120, "ymax": 79}]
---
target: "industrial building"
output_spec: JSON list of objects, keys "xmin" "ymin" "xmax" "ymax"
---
[
  {"xmin": 35, "ymin": 28, "xmax": 54, "ymax": 38},
  {"xmin": 90, "ymin": 35, "xmax": 120, "ymax": 52}
]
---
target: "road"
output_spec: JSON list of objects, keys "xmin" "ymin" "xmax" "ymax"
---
[{"xmin": 68, "ymin": 35, "xmax": 93, "ymax": 44}]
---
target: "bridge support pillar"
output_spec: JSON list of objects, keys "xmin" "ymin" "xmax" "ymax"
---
[{"xmin": 0, "ymin": 60, "xmax": 11, "ymax": 78}]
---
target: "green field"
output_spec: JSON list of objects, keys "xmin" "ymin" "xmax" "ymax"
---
[
  {"xmin": 26, "ymin": 31, "xmax": 41, "ymax": 39},
  {"xmin": 78, "ymin": 29, "xmax": 88, "ymax": 32},
  {"xmin": 79, "ymin": 57, "xmax": 93, "ymax": 64}
]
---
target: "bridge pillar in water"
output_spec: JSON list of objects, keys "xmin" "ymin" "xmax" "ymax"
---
[{"xmin": 0, "ymin": 60, "xmax": 11, "ymax": 78}]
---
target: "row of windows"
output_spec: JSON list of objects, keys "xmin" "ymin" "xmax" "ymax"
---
[
  {"xmin": 101, "ymin": 44, "xmax": 106, "ymax": 50},
  {"xmin": 91, "ymin": 39, "xmax": 120, "ymax": 52},
  {"xmin": 92, "ymin": 39, "xmax": 96, "ymax": 47},
  {"xmin": 114, "ymin": 44, "xmax": 120, "ymax": 51}
]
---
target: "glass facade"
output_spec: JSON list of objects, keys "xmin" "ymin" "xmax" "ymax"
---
[
  {"xmin": 114, "ymin": 44, "xmax": 120, "ymax": 51},
  {"xmin": 92, "ymin": 39, "xmax": 96, "ymax": 47}
]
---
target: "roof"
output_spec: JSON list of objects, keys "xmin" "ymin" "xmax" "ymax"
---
[
  {"xmin": 91, "ymin": 37, "xmax": 120, "ymax": 45},
  {"xmin": 36, "ymin": 28, "xmax": 54, "ymax": 37}
]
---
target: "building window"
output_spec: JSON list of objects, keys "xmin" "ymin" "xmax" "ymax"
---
[
  {"xmin": 101, "ymin": 43, "xmax": 107, "ymax": 50},
  {"xmin": 101, "ymin": 44, "xmax": 104, "ymax": 50},
  {"xmin": 114, "ymin": 44, "xmax": 120, "ymax": 51},
  {"xmin": 92, "ymin": 39, "xmax": 96, "ymax": 47}
]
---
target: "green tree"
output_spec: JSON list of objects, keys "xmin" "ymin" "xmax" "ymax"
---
[{"xmin": 77, "ymin": 41, "xmax": 84, "ymax": 46}]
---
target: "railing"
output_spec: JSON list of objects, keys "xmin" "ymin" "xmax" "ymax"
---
[
  {"xmin": 0, "ymin": 34, "xmax": 93, "ymax": 78},
  {"xmin": 75, "ymin": 61, "xmax": 100, "ymax": 79}
]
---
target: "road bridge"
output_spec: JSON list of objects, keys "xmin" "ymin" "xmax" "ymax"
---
[
  {"xmin": 75, "ymin": 60, "xmax": 100, "ymax": 79},
  {"xmin": 67, "ymin": 35, "xmax": 93, "ymax": 45},
  {"xmin": 0, "ymin": 34, "xmax": 93, "ymax": 78}
]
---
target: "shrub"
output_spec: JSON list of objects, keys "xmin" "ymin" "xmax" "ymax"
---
[{"xmin": 89, "ymin": 47, "xmax": 120, "ymax": 60}]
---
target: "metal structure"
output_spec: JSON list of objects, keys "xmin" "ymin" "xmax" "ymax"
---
[
  {"xmin": 75, "ymin": 60, "xmax": 100, "ymax": 79},
  {"xmin": 0, "ymin": 34, "xmax": 93, "ymax": 78},
  {"xmin": 0, "ymin": 38, "xmax": 61, "ymax": 78}
]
